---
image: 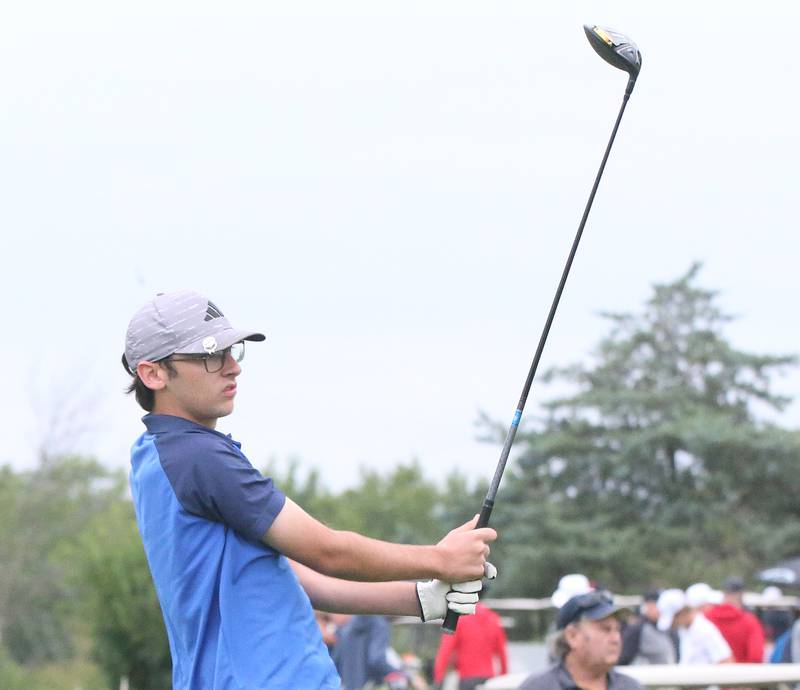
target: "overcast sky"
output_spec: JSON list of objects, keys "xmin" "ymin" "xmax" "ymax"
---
[{"xmin": 2, "ymin": 1, "xmax": 798, "ymax": 491}]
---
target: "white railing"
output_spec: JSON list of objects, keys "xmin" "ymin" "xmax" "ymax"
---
[
  {"xmin": 482, "ymin": 663, "xmax": 800, "ymax": 689},
  {"xmin": 479, "ymin": 593, "xmax": 799, "ymax": 612}
]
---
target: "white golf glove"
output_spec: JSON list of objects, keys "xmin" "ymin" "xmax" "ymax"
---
[{"xmin": 416, "ymin": 562, "xmax": 497, "ymax": 622}]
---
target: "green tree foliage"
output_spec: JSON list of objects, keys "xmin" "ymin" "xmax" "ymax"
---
[
  {"xmin": 491, "ymin": 264, "xmax": 800, "ymax": 596},
  {"xmin": 70, "ymin": 498, "xmax": 172, "ymax": 690},
  {"xmin": 436, "ymin": 471, "xmax": 489, "ymax": 531},
  {"xmin": 334, "ymin": 462, "xmax": 442, "ymax": 542},
  {"xmin": 0, "ymin": 648, "xmax": 38, "ymax": 690},
  {"xmin": 0, "ymin": 456, "xmax": 117, "ymax": 664},
  {"xmin": 0, "ymin": 457, "xmax": 169, "ymax": 689},
  {"xmin": 0, "ymin": 648, "xmax": 105, "ymax": 690},
  {"xmin": 266, "ymin": 459, "xmax": 485, "ymax": 544}
]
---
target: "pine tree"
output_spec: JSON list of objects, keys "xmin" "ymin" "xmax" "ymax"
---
[{"xmin": 491, "ymin": 264, "xmax": 800, "ymax": 595}]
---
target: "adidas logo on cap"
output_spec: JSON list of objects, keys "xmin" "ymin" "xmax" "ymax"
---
[{"xmin": 205, "ymin": 301, "xmax": 224, "ymax": 321}]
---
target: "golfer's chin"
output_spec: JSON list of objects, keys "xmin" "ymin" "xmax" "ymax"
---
[
  {"xmin": 199, "ymin": 401, "xmax": 236, "ymax": 426},
  {"xmin": 216, "ymin": 401, "xmax": 236, "ymax": 418}
]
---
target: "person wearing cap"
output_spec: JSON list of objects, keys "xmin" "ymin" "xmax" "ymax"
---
[
  {"xmin": 759, "ymin": 586, "xmax": 793, "ymax": 661},
  {"xmin": 619, "ymin": 590, "xmax": 677, "ymax": 665},
  {"xmin": 518, "ymin": 591, "xmax": 643, "ymax": 690},
  {"xmin": 704, "ymin": 577, "xmax": 765, "ymax": 663},
  {"xmin": 656, "ymin": 587, "xmax": 733, "ymax": 665},
  {"xmin": 122, "ymin": 290, "xmax": 498, "ymax": 690},
  {"xmin": 552, "ymin": 574, "xmax": 594, "ymax": 609},
  {"xmin": 774, "ymin": 602, "xmax": 800, "ymax": 664},
  {"xmin": 542, "ymin": 574, "xmax": 596, "ymax": 665},
  {"xmin": 685, "ymin": 582, "xmax": 724, "ymax": 613}
]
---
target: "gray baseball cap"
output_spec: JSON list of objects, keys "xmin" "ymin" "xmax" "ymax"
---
[{"xmin": 124, "ymin": 290, "xmax": 265, "ymax": 373}]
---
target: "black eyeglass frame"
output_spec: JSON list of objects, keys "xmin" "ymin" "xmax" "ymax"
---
[{"xmin": 168, "ymin": 341, "xmax": 245, "ymax": 373}]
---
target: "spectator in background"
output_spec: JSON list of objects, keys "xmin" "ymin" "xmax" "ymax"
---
[
  {"xmin": 331, "ymin": 615, "xmax": 408, "ymax": 690},
  {"xmin": 770, "ymin": 627, "xmax": 793, "ymax": 663},
  {"xmin": 518, "ymin": 591, "xmax": 643, "ymax": 690},
  {"xmin": 685, "ymin": 582, "xmax": 723, "ymax": 612},
  {"xmin": 790, "ymin": 615, "xmax": 800, "ymax": 664},
  {"xmin": 657, "ymin": 588, "xmax": 733, "ymax": 665},
  {"xmin": 705, "ymin": 577, "xmax": 765, "ymax": 663},
  {"xmin": 315, "ymin": 611, "xmax": 348, "ymax": 652},
  {"xmin": 545, "ymin": 573, "xmax": 596, "ymax": 664},
  {"xmin": 552, "ymin": 573, "xmax": 594, "ymax": 609},
  {"xmin": 619, "ymin": 590, "xmax": 677, "ymax": 665},
  {"xmin": 772, "ymin": 603, "xmax": 800, "ymax": 664},
  {"xmin": 433, "ymin": 599, "xmax": 508, "ymax": 690},
  {"xmin": 758, "ymin": 586, "xmax": 792, "ymax": 661}
]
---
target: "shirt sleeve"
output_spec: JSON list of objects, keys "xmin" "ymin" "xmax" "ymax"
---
[
  {"xmin": 707, "ymin": 620, "xmax": 733, "ymax": 663},
  {"xmin": 792, "ymin": 620, "xmax": 800, "ymax": 663},
  {"xmin": 433, "ymin": 630, "xmax": 457, "ymax": 683},
  {"xmin": 155, "ymin": 429, "xmax": 286, "ymax": 542},
  {"xmin": 746, "ymin": 614, "xmax": 765, "ymax": 663},
  {"xmin": 495, "ymin": 619, "xmax": 509, "ymax": 674}
]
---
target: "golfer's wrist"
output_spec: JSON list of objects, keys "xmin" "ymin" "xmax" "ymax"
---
[{"xmin": 427, "ymin": 544, "xmax": 448, "ymax": 580}]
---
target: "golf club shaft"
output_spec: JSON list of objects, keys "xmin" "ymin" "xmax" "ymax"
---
[{"xmin": 442, "ymin": 90, "xmax": 633, "ymax": 633}]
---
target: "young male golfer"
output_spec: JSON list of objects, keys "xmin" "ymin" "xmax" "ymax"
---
[{"xmin": 122, "ymin": 289, "xmax": 497, "ymax": 689}]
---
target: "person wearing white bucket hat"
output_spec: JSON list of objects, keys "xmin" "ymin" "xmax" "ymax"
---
[
  {"xmin": 657, "ymin": 587, "xmax": 732, "ymax": 665},
  {"xmin": 551, "ymin": 574, "xmax": 594, "ymax": 609},
  {"xmin": 685, "ymin": 582, "xmax": 723, "ymax": 610}
]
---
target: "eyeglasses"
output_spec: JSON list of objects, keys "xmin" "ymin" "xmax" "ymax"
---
[{"xmin": 169, "ymin": 341, "xmax": 245, "ymax": 373}]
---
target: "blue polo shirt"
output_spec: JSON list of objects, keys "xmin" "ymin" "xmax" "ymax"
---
[{"xmin": 129, "ymin": 414, "xmax": 340, "ymax": 689}]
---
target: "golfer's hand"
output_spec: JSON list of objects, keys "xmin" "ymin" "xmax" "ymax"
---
[
  {"xmin": 435, "ymin": 515, "xmax": 496, "ymax": 582},
  {"xmin": 416, "ymin": 562, "xmax": 498, "ymax": 622}
]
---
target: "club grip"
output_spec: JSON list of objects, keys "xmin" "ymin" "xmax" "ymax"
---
[
  {"xmin": 441, "ymin": 604, "xmax": 461, "ymax": 634},
  {"xmin": 441, "ymin": 501, "xmax": 493, "ymax": 634}
]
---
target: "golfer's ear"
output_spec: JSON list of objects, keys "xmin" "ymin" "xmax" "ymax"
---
[{"xmin": 137, "ymin": 361, "xmax": 168, "ymax": 390}]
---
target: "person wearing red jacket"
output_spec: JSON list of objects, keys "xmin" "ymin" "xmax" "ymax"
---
[
  {"xmin": 433, "ymin": 602, "xmax": 509, "ymax": 690},
  {"xmin": 705, "ymin": 577, "xmax": 765, "ymax": 663}
]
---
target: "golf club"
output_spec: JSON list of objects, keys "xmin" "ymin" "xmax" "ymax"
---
[{"xmin": 442, "ymin": 24, "xmax": 642, "ymax": 634}]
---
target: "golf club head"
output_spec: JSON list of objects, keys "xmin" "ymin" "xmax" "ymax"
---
[{"xmin": 584, "ymin": 25, "xmax": 642, "ymax": 94}]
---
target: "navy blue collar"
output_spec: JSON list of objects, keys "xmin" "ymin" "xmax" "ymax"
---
[{"xmin": 142, "ymin": 414, "xmax": 236, "ymax": 444}]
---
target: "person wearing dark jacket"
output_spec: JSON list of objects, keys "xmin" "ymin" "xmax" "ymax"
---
[
  {"xmin": 704, "ymin": 577, "xmax": 765, "ymax": 663},
  {"xmin": 619, "ymin": 591, "xmax": 677, "ymax": 665},
  {"xmin": 331, "ymin": 615, "xmax": 407, "ymax": 690},
  {"xmin": 519, "ymin": 591, "xmax": 643, "ymax": 690}
]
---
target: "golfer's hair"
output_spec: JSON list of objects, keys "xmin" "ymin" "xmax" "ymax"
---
[
  {"xmin": 548, "ymin": 629, "xmax": 571, "ymax": 660},
  {"xmin": 122, "ymin": 354, "xmax": 177, "ymax": 411}
]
